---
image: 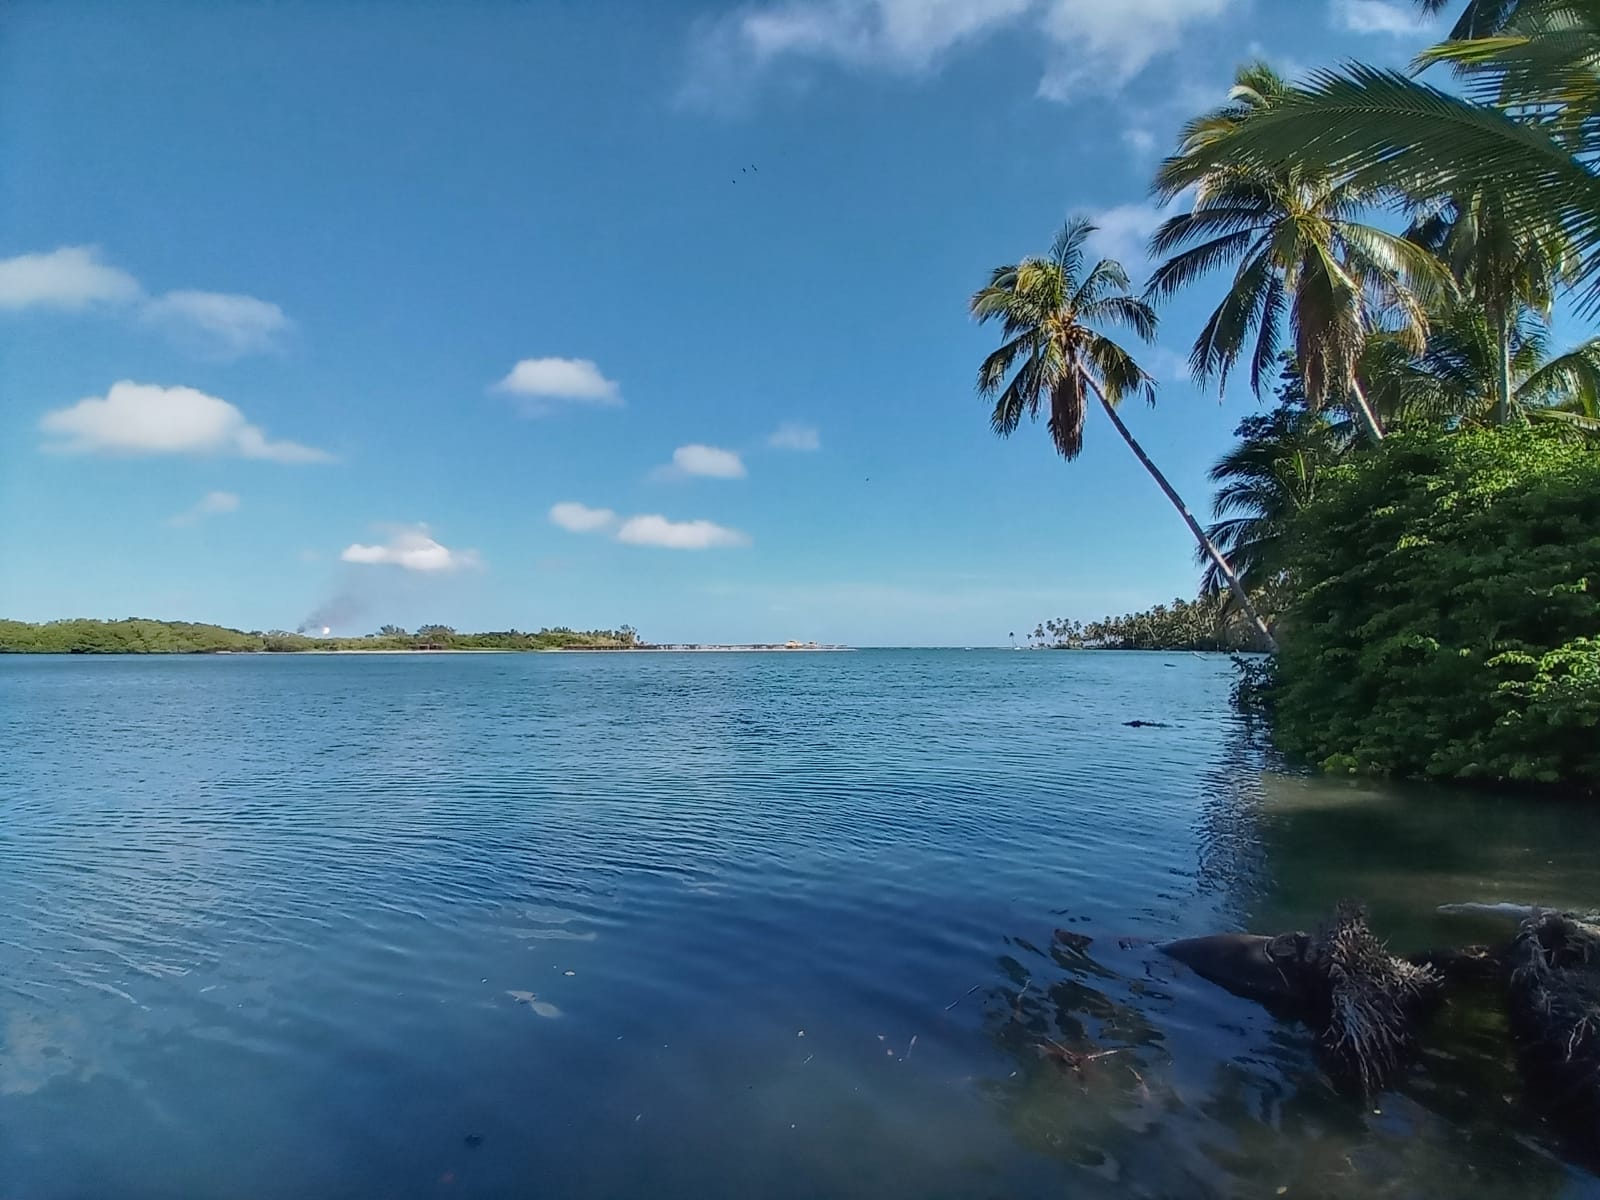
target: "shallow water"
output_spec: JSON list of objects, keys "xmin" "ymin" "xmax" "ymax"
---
[{"xmin": 1, "ymin": 651, "xmax": 1596, "ymax": 1199}]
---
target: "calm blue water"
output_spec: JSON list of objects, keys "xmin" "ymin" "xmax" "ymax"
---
[{"xmin": 2, "ymin": 651, "xmax": 1598, "ymax": 1198}]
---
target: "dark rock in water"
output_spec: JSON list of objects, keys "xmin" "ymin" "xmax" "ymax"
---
[
  {"xmin": 1162, "ymin": 905, "xmax": 1440, "ymax": 1095},
  {"xmin": 1123, "ymin": 720, "xmax": 1170, "ymax": 729},
  {"xmin": 1162, "ymin": 931, "xmax": 1313, "ymax": 1006},
  {"xmin": 1508, "ymin": 911, "xmax": 1600, "ymax": 1150}
]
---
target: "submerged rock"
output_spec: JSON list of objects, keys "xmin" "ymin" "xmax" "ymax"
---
[{"xmin": 1162, "ymin": 905, "xmax": 1440, "ymax": 1095}]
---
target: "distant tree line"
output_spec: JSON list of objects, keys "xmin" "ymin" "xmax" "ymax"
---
[
  {"xmin": 1028, "ymin": 595, "xmax": 1274, "ymax": 653},
  {"xmin": 0, "ymin": 619, "xmax": 642, "ymax": 654}
]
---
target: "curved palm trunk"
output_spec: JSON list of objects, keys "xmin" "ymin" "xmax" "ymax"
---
[
  {"xmin": 1349, "ymin": 380, "xmax": 1386, "ymax": 443},
  {"xmin": 1085, "ymin": 376, "xmax": 1278, "ymax": 652}
]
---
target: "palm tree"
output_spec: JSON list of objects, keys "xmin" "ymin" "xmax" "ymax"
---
[
  {"xmin": 1197, "ymin": 375, "xmax": 1338, "ymax": 610},
  {"xmin": 1361, "ymin": 301, "xmax": 1600, "ymax": 429},
  {"xmin": 1160, "ymin": 2, "xmax": 1600, "ymax": 309},
  {"xmin": 1407, "ymin": 187, "xmax": 1571, "ymax": 423},
  {"xmin": 970, "ymin": 217, "xmax": 1275, "ymax": 647},
  {"xmin": 1150, "ymin": 62, "xmax": 1452, "ymax": 443}
]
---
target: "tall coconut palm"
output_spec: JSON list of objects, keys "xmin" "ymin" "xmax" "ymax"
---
[
  {"xmin": 970, "ymin": 217, "xmax": 1275, "ymax": 647},
  {"xmin": 1150, "ymin": 62, "xmax": 1453, "ymax": 443},
  {"xmin": 1407, "ymin": 187, "xmax": 1571, "ymax": 423},
  {"xmin": 1361, "ymin": 302, "xmax": 1600, "ymax": 429},
  {"xmin": 1161, "ymin": 2, "xmax": 1600, "ymax": 309}
]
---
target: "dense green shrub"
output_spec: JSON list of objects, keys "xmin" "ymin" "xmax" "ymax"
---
[{"xmin": 1272, "ymin": 428, "xmax": 1600, "ymax": 790}]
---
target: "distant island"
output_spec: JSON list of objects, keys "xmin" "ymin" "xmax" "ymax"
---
[{"xmin": 0, "ymin": 619, "xmax": 847, "ymax": 655}]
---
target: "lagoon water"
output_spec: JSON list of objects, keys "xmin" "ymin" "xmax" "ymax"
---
[{"xmin": 2, "ymin": 651, "xmax": 1599, "ymax": 1199}]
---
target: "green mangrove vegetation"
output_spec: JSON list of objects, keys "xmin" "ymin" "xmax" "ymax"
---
[
  {"xmin": 0, "ymin": 619, "xmax": 642, "ymax": 654},
  {"xmin": 987, "ymin": 0, "xmax": 1600, "ymax": 792}
]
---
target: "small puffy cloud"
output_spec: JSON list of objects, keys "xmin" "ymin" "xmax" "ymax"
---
[
  {"xmin": 0, "ymin": 245, "xmax": 141, "ymax": 311},
  {"xmin": 341, "ymin": 524, "xmax": 481, "ymax": 572},
  {"xmin": 169, "ymin": 490, "xmax": 241, "ymax": 526},
  {"xmin": 654, "ymin": 443, "xmax": 747, "ymax": 480},
  {"xmin": 549, "ymin": 501, "xmax": 619, "ymax": 532},
  {"xmin": 1332, "ymin": 0, "xmax": 1431, "ymax": 35},
  {"xmin": 767, "ymin": 422, "xmax": 821, "ymax": 451},
  {"xmin": 616, "ymin": 514, "xmax": 750, "ymax": 550},
  {"xmin": 141, "ymin": 290, "xmax": 290, "ymax": 357},
  {"xmin": 38, "ymin": 381, "xmax": 331, "ymax": 463},
  {"xmin": 493, "ymin": 357, "xmax": 622, "ymax": 414}
]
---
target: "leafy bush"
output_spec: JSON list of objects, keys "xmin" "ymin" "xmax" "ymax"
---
[{"xmin": 1272, "ymin": 428, "xmax": 1600, "ymax": 790}]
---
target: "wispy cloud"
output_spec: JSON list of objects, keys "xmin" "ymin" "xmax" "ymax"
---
[
  {"xmin": 1085, "ymin": 202, "xmax": 1170, "ymax": 270},
  {"xmin": 548, "ymin": 501, "xmax": 619, "ymax": 533},
  {"xmin": 0, "ymin": 246, "xmax": 140, "ymax": 310},
  {"xmin": 550, "ymin": 501, "xmax": 750, "ymax": 550},
  {"xmin": 683, "ymin": 0, "xmax": 1238, "ymax": 107},
  {"xmin": 767, "ymin": 422, "xmax": 822, "ymax": 451},
  {"xmin": 168, "ymin": 490, "xmax": 241, "ymax": 526},
  {"xmin": 652, "ymin": 443, "xmax": 748, "ymax": 480},
  {"xmin": 0, "ymin": 245, "xmax": 288, "ymax": 357},
  {"xmin": 38, "ymin": 381, "xmax": 331, "ymax": 463},
  {"xmin": 340, "ymin": 524, "xmax": 482, "ymax": 572},
  {"xmin": 141, "ymin": 291, "xmax": 290, "ymax": 358},
  {"xmin": 1332, "ymin": 0, "xmax": 1433, "ymax": 35},
  {"xmin": 492, "ymin": 357, "xmax": 622, "ymax": 415},
  {"xmin": 616, "ymin": 514, "xmax": 750, "ymax": 549},
  {"xmin": 1121, "ymin": 128, "xmax": 1158, "ymax": 156}
]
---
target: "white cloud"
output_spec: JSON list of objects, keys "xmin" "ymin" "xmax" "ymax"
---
[
  {"xmin": 340, "ymin": 525, "xmax": 481, "ymax": 572},
  {"xmin": 493, "ymin": 357, "xmax": 622, "ymax": 414},
  {"xmin": 655, "ymin": 443, "xmax": 747, "ymax": 480},
  {"xmin": 549, "ymin": 501, "xmax": 619, "ymax": 532},
  {"xmin": 767, "ymin": 422, "xmax": 822, "ymax": 451},
  {"xmin": 1122, "ymin": 128, "xmax": 1157, "ymax": 156},
  {"xmin": 616, "ymin": 514, "xmax": 750, "ymax": 550},
  {"xmin": 168, "ymin": 490, "xmax": 241, "ymax": 526},
  {"xmin": 141, "ymin": 290, "xmax": 290, "ymax": 357},
  {"xmin": 38, "ymin": 381, "xmax": 331, "ymax": 463},
  {"xmin": 552, "ymin": 501, "xmax": 749, "ymax": 549},
  {"xmin": 0, "ymin": 246, "xmax": 140, "ymax": 311},
  {"xmin": 684, "ymin": 0, "xmax": 1237, "ymax": 105},
  {"xmin": 1085, "ymin": 202, "xmax": 1168, "ymax": 268},
  {"xmin": 1035, "ymin": 0, "xmax": 1234, "ymax": 98},
  {"xmin": 0, "ymin": 246, "xmax": 289, "ymax": 358},
  {"xmin": 1332, "ymin": 0, "xmax": 1431, "ymax": 35}
]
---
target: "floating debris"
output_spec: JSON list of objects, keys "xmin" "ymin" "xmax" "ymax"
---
[{"xmin": 506, "ymin": 990, "xmax": 562, "ymax": 1019}]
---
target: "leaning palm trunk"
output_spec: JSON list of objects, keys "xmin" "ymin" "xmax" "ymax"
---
[
  {"xmin": 1348, "ymin": 380, "xmax": 1386, "ymax": 442},
  {"xmin": 1085, "ymin": 375, "xmax": 1278, "ymax": 651}
]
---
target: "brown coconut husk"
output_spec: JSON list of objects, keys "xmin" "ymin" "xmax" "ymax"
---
[
  {"xmin": 1508, "ymin": 910, "xmax": 1600, "ymax": 1147},
  {"xmin": 1306, "ymin": 903, "xmax": 1442, "ymax": 1095}
]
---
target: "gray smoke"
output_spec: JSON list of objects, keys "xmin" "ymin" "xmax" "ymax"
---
[{"xmin": 297, "ymin": 590, "xmax": 371, "ymax": 635}]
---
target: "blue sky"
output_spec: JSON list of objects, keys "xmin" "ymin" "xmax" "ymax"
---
[{"xmin": 0, "ymin": 0, "xmax": 1442, "ymax": 645}]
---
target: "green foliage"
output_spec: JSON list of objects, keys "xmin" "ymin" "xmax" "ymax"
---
[
  {"xmin": 1271, "ymin": 427, "xmax": 1600, "ymax": 789},
  {"xmin": 0, "ymin": 619, "xmax": 641, "ymax": 654}
]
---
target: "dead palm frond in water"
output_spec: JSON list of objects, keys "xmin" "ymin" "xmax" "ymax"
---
[
  {"xmin": 1307, "ymin": 904, "xmax": 1442, "ymax": 1095},
  {"xmin": 1508, "ymin": 910, "xmax": 1600, "ymax": 1144}
]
